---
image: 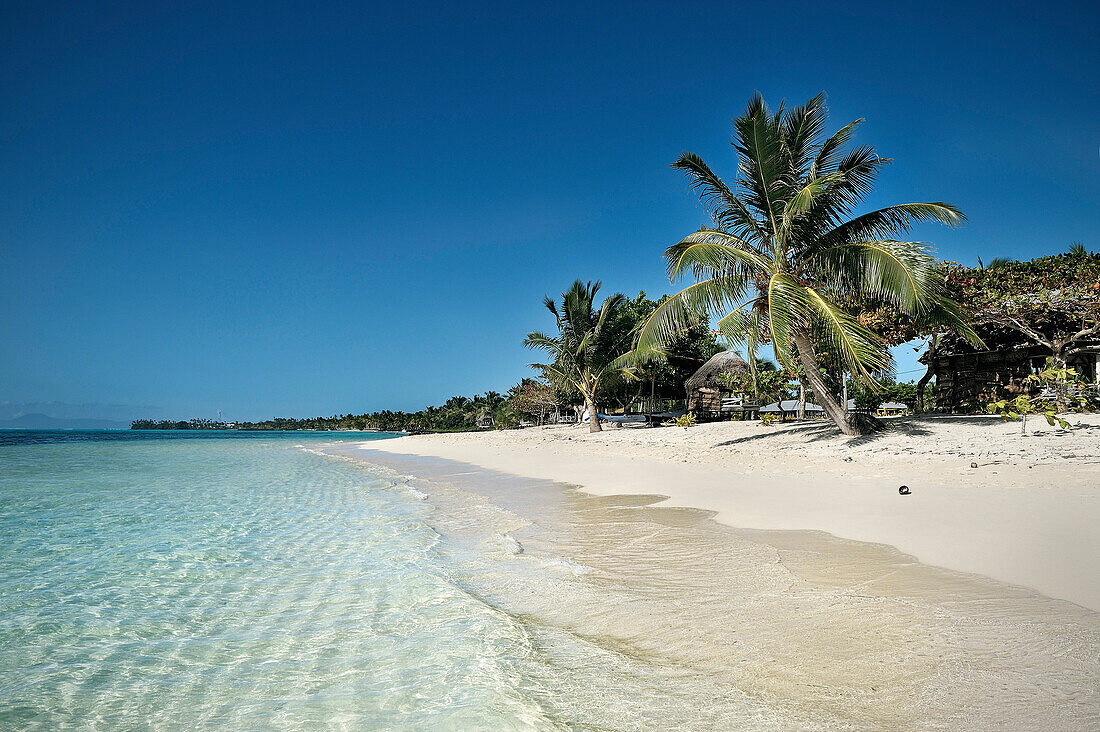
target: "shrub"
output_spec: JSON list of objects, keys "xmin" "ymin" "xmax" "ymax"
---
[
  {"xmin": 669, "ymin": 414, "xmax": 697, "ymax": 428},
  {"xmin": 988, "ymin": 363, "xmax": 1092, "ymax": 434}
]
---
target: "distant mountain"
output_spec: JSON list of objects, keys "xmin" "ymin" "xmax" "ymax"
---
[
  {"xmin": 0, "ymin": 413, "xmax": 130, "ymax": 430},
  {"xmin": 0, "ymin": 400, "xmax": 161, "ymax": 422}
]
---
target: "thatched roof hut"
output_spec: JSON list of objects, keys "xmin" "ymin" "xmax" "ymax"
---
[
  {"xmin": 685, "ymin": 350, "xmax": 749, "ymax": 391},
  {"xmin": 685, "ymin": 350, "xmax": 750, "ymax": 412}
]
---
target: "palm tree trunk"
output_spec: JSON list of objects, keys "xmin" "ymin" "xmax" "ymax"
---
[
  {"xmin": 915, "ymin": 366, "xmax": 934, "ymax": 414},
  {"xmin": 586, "ymin": 399, "xmax": 601, "ymax": 433},
  {"xmin": 915, "ymin": 334, "xmax": 939, "ymax": 414},
  {"xmin": 791, "ymin": 331, "xmax": 866, "ymax": 436}
]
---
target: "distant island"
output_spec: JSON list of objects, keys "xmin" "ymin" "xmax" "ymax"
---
[
  {"xmin": 129, "ymin": 411, "xmax": 470, "ymax": 433},
  {"xmin": 131, "ymin": 416, "xmax": 393, "ymax": 432},
  {"xmin": 130, "ymin": 391, "xmax": 527, "ymax": 433}
]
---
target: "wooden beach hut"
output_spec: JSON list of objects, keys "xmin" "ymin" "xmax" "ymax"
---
[
  {"xmin": 923, "ymin": 324, "xmax": 1100, "ymax": 411},
  {"xmin": 685, "ymin": 350, "xmax": 754, "ymax": 417}
]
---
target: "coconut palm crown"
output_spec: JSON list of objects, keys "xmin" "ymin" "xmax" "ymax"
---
[
  {"xmin": 525, "ymin": 280, "xmax": 633, "ymax": 432},
  {"xmin": 638, "ymin": 93, "xmax": 978, "ymax": 435}
]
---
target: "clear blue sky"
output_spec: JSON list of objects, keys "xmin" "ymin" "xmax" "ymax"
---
[{"xmin": 3, "ymin": 1, "xmax": 1098, "ymax": 421}]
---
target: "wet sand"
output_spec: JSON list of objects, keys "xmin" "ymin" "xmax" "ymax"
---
[{"xmin": 327, "ymin": 444, "xmax": 1100, "ymax": 730}]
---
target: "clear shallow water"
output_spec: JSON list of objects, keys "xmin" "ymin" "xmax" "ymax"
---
[
  {"xmin": 0, "ymin": 432, "xmax": 559, "ymax": 728},
  {"xmin": 3, "ymin": 432, "xmax": 1099, "ymax": 730}
]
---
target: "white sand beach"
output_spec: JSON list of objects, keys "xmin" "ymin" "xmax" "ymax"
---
[{"xmin": 358, "ymin": 414, "xmax": 1100, "ymax": 612}]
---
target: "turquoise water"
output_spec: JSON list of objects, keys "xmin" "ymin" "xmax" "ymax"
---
[{"xmin": 0, "ymin": 432, "xmax": 559, "ymax": 729}]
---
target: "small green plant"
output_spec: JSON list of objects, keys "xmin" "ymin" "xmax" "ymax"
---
[
  {"xmin": 988, "ymin": 363, "xmax": 1091, "ymax": 434},
  {"xmin": 760, "ymin": 413, "xmax": 778, "ymax": 427},
  {"xmin": 988, "ymin": 394, "xmax": 1069, "ymax": 433},
  {"xmin": 672, "ymin": 413, "xmax": 697, "ymax": 428}
]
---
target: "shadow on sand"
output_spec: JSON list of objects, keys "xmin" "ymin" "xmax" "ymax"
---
[{"xmin": 706, "ymin": 414, "xmax": 1035, "ymax": 450}]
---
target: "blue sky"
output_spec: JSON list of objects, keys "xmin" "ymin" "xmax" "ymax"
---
[{"xmin": 2, "ymin": 1, "xmax": 1097, "ymax": 421}]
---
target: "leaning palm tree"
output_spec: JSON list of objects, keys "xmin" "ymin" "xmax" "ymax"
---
[
  {"xmin": 525, "ymin": 280, "xmax": 632, "ymax": 432},
  {"xmin": 638, "ymin": 93, "xmax": 977, "ymax": 436}
]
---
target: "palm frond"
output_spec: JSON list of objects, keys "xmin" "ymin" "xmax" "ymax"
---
[
  {"xmin": 635, "ymin": 277, "xmax": 745, "ymax": 355},
  {"xmin": 830, "ymin": 147, "xmax": 888, "ymax": 202},
  {"xmin": 523, "ymin": 331, "xmax": 561, "ymax": 354},
  {"xmin": 918, "ymin": 295, "xmax": 985, "ymax": 348},
  {"xmin": 732, "ymin": 92, "xmax": 785, "ymax": 244},
  {"xmin": 585, "ymin": 292, "xmax": 626, "ymax": 353},
  {"xmin": 781, "ymin": 171, "xmax": 843, "ymax": 230},
  {"xmin": 766, "ymin": 273, "xmax": 815, "ymax": 370},
  {"xmin": 793, "ymin": 149, "xmax": 890, "ymax": 243},
  {"xmin": 814, "ymin": 203, "xmax": 965, "ymax": 251},
  {"xmin": 808, "ymin": 239, "xmax": 936, "ymax": 314},
  {"xmin": 671, "ymin": 152, "xmax": 769, "ymax": 243},
  {"xmin": 803, "ymin": 287, "xmax": 891, "ymax": 380},
  {"xmin": 608, "ymin": 343, "xmax": 665, "ymax": 371},
  {"xmin": 781, "ymin": 92, "xmax": 828, "ymax": 175},
  {"xmin": 809, "ymin": 118, "xmax": 862, "ymax": 178},
  {"xmin": 665, "ymin": 229, "xmax": 769, "ymax": 281},
  {"xmin": 716, "ymin": 303, "xmax": 767, "ymax": 373},
  {"xmin": 526, "ymin": 362, "xmax": 573, "ymax": 388}
]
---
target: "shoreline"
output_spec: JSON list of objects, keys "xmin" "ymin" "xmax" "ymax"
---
[
  {"xmin": 329, "ymin": 441, "xmax": 1100, "ymax": 727},
  {"xmin": 353, "ymin": 414, "xmax": 1100, "ymax": 612}
]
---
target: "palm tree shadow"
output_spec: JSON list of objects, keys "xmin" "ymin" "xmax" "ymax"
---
[
  {"xmin": 712, "ymin": 417, "xmax": 935, "ymax": 448},
  {"xmin": 711, "ymin": 413, "xmax": 1097, "ymax": 451},
  {"xmin": 712, "ymin": 421, "xmax": 842, "ymax": 448}
]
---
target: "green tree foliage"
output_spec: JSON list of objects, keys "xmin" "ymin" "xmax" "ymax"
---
[
  {"xmin": 861, "ymin": 246, "xmax": 1099, "ymax": 387},
  {"xmin": 870, "ymin": 246, "xmax": 1100, "ymax": 411},
  {"xmin": 132, "ymin": 388, "xmax": 541, "ymax": 433},
  {"xmin": 636, "ymin": 93, "xmax": 975, "ymax": 435},
  {"xmin": 131, "ymin": 419, "xmax": 232, "ymax": 430},
  {"xmin": 940, "ymin": 248, "xmax": 1100, "ymax": 366},
  {"xmin": 508, "ymin": 378, "xmax": 562, "ymax": 424},
  {"xmin": 603, "ymin": 292, "xmax": 722, "ymax": 410},
  {"xmin": 845, "ymin": 375, "xmax": 927, "ymax": 411}
]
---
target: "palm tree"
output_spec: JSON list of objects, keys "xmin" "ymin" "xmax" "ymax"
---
[
  {"xmin": 638, "ymin": 93, "xmax": 977, "ymax": 436},
  {"xmin": 525, "ymin": 280, "xmax": 632, "ymax": 432}
]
